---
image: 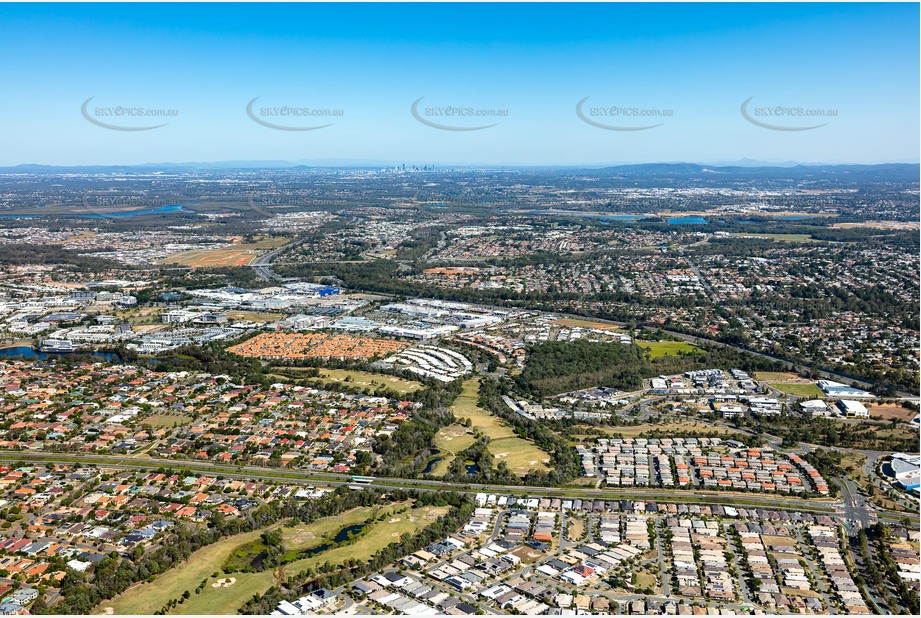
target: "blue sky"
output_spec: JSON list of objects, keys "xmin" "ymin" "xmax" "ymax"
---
[{"xmin": 0, "ymin": 2, "xmax": 917, "ymax": 166}]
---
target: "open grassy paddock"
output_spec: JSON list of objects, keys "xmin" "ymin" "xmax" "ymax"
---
[
  {"xmin": 571, "ymin": 419, "xmax": 740, "ymax": 439},
  {"xmin": 317, "ymin": 368, "xmax": 423, "ymax": 394},
  {"xmin": 754, "ymin": 371, "xmax": 804, "ymax": 382},
  {"xmin": 450, "ymin": 379, "xmax": 551, "ymax": 475},
  {"xmin": 636, "ymin": 340, "xmax": 701, "ymax": 359},
  {"xmin": 140, "ymin": 414, "xmax": 192, "ymax": 428},
  {"xmin": 770, "ymin": 382, "xmax": 824, "ymax": 397},
  {"xmin": 226, "ymin": 311, "xmax": 282, "ymax": 324},
  {"xmin": 728, "ymin": 233, "xmax": 819, "ymax": 243}
]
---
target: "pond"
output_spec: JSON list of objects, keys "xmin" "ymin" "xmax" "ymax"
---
[
  {"xmin": 299, "ymin": 522, "xmax": 368, "ymax": 558},
  {"xmin": 422, "ymin": 451, "xmax": 444, "ymax": 475}
]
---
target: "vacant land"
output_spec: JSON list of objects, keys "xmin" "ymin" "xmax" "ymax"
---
[
  {"xmin": 770, "ymin": 382, "xmax": 824, "ymax": 397},
  {"xmin": 162, "ymin": 236, "xmax": 290, "ymax": 268},
  {"xmin": 317, "ymin": 368, "xmax": 422, "ymax": 394},
  {"xmin": 755, "ymin": 371, "xmax": 807, "ymax": 382},
  {"xmin": 636, "ymin": 340, "xmax": 701, "ymax": 359},
  {"xmin": 566, "ymin": 517, "xmax": 585, "ymax": 542},
  {"xmin": 140, "ymin": 414, "xmax": 191, "ymax": 428},
  {"xmin": 114, "ymin": 307, "xmax": 163, "ymax": 325},
  {"xmin": 550, "ymin": 318, "xmax": 626, "ymax": 332},
  {"xmin": 226, "ymin": 311, "xmax": 282, "ymax": 323},
  {"xmin": 162, "ymin": 248, "xmax": 256, "ymax": 268},
  {"xmin": 572, "ymin": 420, "xmax": 740, "ymax": 439},
  {"xmin": 451, "ymin": 379, "xmax": 550, "ymax": 475},
  {"xmin": 867, "ymin": 403, "xmax": 917, "ymax": 422}
]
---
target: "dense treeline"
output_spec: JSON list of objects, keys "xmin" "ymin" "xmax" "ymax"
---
[
  {"xmin": 514, "ymin": 339, "xmax": 651, "ymax": 397},
  {"xmin": 0, "ymin": 244, "xmax": 122, "ymax": 271},
  {"xmin": 513, "ymin": 339, "xmax": 786, "ymax": 398},
  {"xmin": 864, "ymin": 524, "xmax": 920, "ymax": 614},
  {"xmin": 158, "ymin": 266, "xmax": 263, "ymax": 289},
  {"xmin": 152, "ymin": 338, "xmax": 271, "ymax": 385},
  {"xmin": 744, "ymin": 415, "xmax": 918, "ymax": 453}
]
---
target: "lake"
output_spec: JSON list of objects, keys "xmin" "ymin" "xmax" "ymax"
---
[
  {"xmin": 0, "ymin": 205, "xmax": 189, "ymax": 219},
  {"xmin": 667, "ymin": 216, "xmax": 709, "ymax": 225},
  {"xmin": 0, "ymin": 346, "xmax": 122, "ymax": 363}
]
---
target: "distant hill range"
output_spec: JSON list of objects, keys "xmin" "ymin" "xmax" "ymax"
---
[
  {"xmin": 594, "ymin": 162, "xmax": 919, "ymax": 181},
  {"xmin": 1, "ymin": 161, "xmax": 918, "ymax": 181}
]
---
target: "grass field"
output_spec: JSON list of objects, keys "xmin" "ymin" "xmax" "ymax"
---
[
  {"xmin": 104, "ymin": 523, "xmax": 286, "ymax": 614},
  {"xmin": 572, "ymin": 420, "xmax": 739, "ymax": 439},
  {"xmin": 770, "ymin": 382, "xmax": 824, "ymax": 397},
  {"xmin": 636, "ymin": 340, "xmax": 701, "ymax": 359},
  {"xmin": 450, "ymin": 379, "xmax": 550, "ymax": 475},
  {"xmin": 754, "ymin": 371, "xmax": 803, "ymax": 382},
  {"xmin": 316, "ymin": 368, "xmax": 422, "ymax": 394},
  {"xmin": 140, "ymin": 414, "xmax": 191, "ymax": 428},
  {"xmin": 161, "ymin": 248, "xmax": 257, "ymax": 268},
  {"xmin": 114, "ymin": 307, "xmax": 163, "ymax": 325},
  {"xmin": 226, "ymin": 311, "xmax": 282, "ymax": 323}
]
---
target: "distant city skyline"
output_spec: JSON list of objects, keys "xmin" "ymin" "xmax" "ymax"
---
[{"xmin": 0, "ymin": 2, "xmax": 918, "ymax": 166}]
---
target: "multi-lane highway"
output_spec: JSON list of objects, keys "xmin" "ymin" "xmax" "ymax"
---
[{"xmin": 0, "ymin": 449, "xmax": 909, "ymax": 523}]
